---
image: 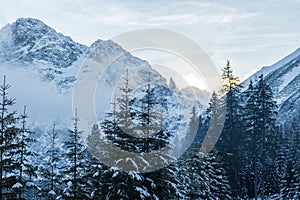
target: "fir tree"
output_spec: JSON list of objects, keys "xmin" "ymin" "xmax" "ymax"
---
[
  {"xmin": 204, "ymin": 150, "xmax": 232, "ymax": 200},
  {"xmin": 0, "ymin": 76, "xmax": 20, "ymax": 199},
  {"xmin": 37, "ymin": 124, "xmax": 62, "ymax": 199},
  {"xmin": 88, "ymin": 121, "xmax": 150, "ymax": 199},
  {"xmin": 240, "ymin": 79, "xmax": 257, "ymax": 198},
  {"xmin": 100, "ymin": 167, "xmax": 150, "ymax": 200},
  {"xmin": 184, "ymin": 147, "xmax": 210, "ymax": 199},
  {"xmin": 202, "ymin": 91, "xmax": 225, "ymax": 154},
  {"xmin": 13, "ymin": 106, "xmax": 38, "ymax": 199},
  {"xmin": 116, "ymin": 69, "xmax": 133, "ymax": 132},
  {"xmin": 281, "ymin": 117, "xmax": 300, "ymax": 199},
  {"xmin": 177, "ymin": 157, "xmax": 191, "ymax": 199},
  {"xmin": 62, "ymin": 110, "xmax": 90, "ymax": 199},
  {"xmin": 90, "ymin": 72, "xmax": 178, "ymax": 199},
  {"xmin": 242, "ymin": 75, "xmax": 279, "ymax": 199},
  {"xmin": 181, "ymin": 148, "xmax": 232, "ymax": 199},
  {"xmin": 144, "ymin": 164, "xmax": 181, "ymax": 200},
  {"xmin": 85, "ymin": 152, "xmax": 103, "ymax": 199},
  {"xmin": 217, "ymin": 61, "xmax": 242, "ymax": 198},
  {"xmin": 254, "ymin": 75, "xmax": 279, "ymax": 198},
  {"xmin": 221, "ymin": 60, "xmax": 240, "ymax": 93}
]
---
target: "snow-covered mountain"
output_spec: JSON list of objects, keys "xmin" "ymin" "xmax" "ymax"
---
[
  {"xmin": 0, "ymin": 18, "xmax": 87, "ymax": 67},
  {"xmin": 243, "ymin": 48, "xmax": 300, "ymax": 126},
  {"xmin": 0, "ymin": 18, "xmax": 89, "ymax": 93},
  {"xmin": 0, "ymin": 17, "xmax": 205, "ymax": 148}
]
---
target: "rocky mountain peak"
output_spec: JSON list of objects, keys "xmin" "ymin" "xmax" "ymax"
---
[{"xmin": 0, "ymin": 17, "xmax": 87, "ymax": 68}]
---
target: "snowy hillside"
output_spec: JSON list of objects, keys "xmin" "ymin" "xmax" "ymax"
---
[{"xmin": 243, "ymin": 47, "xmax": 300, "ymax": 125}]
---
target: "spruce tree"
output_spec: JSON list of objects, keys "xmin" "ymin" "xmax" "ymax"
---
[
  {"xmin": 177, "ymin": 157, "xmax": 191, "ymax": 199},
  {"xmin": 62, "ymin": 110, "xmax": 90, "ymax": 199},
  {"xmin": 116, "ymin": 69, "xmax": 133, "ymax": 132},
  {"xmin": 204, "ymin": 150, "xmax": 232, "ymax": 200},
  {"xmin": 144, "ymin": 163, "xmax": 181, "ymax": 200},
  {"xmin": 254, "ymin": 75, "xmax": 279, "ymax": 197},
  {"xmin": 13, "ymin": 106, "xmax": 38, "ymax": 199},
  {"xmin": 92, "ymin": 117, "xmax": 150, "ymax": 199},
  {"xmin": 242, "ymin": 75, "xmax": 279, "ymax": 199},
  {"xmin": 37, "ymin": 124, "xmax": 62, "ymax": 199},
  {"xmin": 217, "ymin": 60, "xmax": 242, "ymax": 198},
  {"xmin": 184, "ymin": 147, "xmax": 210, "ymax": 199},
  {"xmin": 281, "ymin": 117, "xmax": 300, "ymax": 199},
  {"xmin": 202, "ymin": 91, "xmax": 225, "ymax": 154},
  {"xmin": 85, "ymin": 151, "xmax": 103, "ymax": 199},
  {"xmin": 89, "ymin": 71, "xmax": 179, "ymax": 199},
  {"xmin": 181, "ymin": 149, "xmax": 232, "ymax": 199},
  {"xmin": 240, "ymin": 80, "xmax": 257, "ymax": 198},
  {"xmin": 100, "ymin": 167, "xmax": 150, "ymax": 200},
  {"xmin": 0, "ymin": 76, "xmax": 20, "ymax": 199}
]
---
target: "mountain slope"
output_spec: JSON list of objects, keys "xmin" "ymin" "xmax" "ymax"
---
[{"xmin": 243, "ymin": 48, "xmax": 300, "ymax": 125}]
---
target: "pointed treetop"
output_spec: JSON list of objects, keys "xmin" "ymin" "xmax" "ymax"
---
[
  {"xmin": 21, "ymin": 105, "xmax": 28, "ymax": 122},
  {"xmin": 1, "ymin": 75, "xmax": 11, "ymax": 90},
  {"xmin": 72, "ymin": 108, "xmax": 80, "ymax": 129},
  {"xmin": 221, "ymin": 60, "xmax": 240, "ymax": 92}
]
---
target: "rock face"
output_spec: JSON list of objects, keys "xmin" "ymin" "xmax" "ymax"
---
[{"xmin": 0, "ymin": 17, "xmax": 87, "ymax": 68}]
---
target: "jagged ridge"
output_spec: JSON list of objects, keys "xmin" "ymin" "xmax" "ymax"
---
[{"xmin": 0, "ymin": 17, "xmax": 87, "ymax": 68}]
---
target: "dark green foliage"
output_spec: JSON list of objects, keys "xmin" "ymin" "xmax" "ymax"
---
[
  {"xmin": 13, "ymin": 106, "xmax": 38, "ymax": 199},
  {"xmin": 241, "ymin": 75, "xmax": 279, "ymax": 198},
  {"xmin": 61, "ymin": 110, "xmax": 90, "ymax": 199},
  {"xmin": 144, "ymin": 164, "xmax": 181, "ymax": 200},
  {"xmin": 0, "ymin": 76, "xmax": 23, "ymax": 199},
  {"xmin": 2, "ymin": 63, "xmax": 300, "ymax": 200},
  {"xmin": 100, "ymin": 167, "xmax": 151, "ymax": 200},
  {"xmin": 216, "ymin": 61, "xmax": 243, "ymax": 198},
  {"xmin": 37, "ymin": 124, "xmax": 62, "ymax": 199},
  {"xmin": 280, "ymin": 117, "xmax": 300, "ymax": 199},
  {"xmin": 203, "ymin": 151, "xmax": 232, "ymax": 200}
]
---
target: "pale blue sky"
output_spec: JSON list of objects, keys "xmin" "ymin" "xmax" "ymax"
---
[{"xmin": 0, "ymin": 0, "xmax": 299, "ymax": 83}]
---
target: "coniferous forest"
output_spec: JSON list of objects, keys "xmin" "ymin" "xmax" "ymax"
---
[{"xmin": 0, "ymin": 61, "xmax": 299, "ymax": 200}]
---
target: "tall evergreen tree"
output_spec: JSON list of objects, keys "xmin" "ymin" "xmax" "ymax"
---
[
  {"xmin": 184, "ymin": 147, "xmax": 209, "ymax": 199},
  {"xmin": 217, "ymin": 60, "xmax": 242, "ymax": 198},
  {"xmin": 116, "ymin": 69, "xmax": 133, "ymax": 132},
  {"xmin": 240, "ymin": 80, "xmax": 257, "ymax": 198},
  {"xmin": 281, "ymin": 117, "xmax": 300, "ymax": 199},
  {"xmin": 100, "ymin": 167, "xmax": 150, "ymax": 200},
  {"xmin": 88, "ymin": 72, "xmax": 179, "ymax": 199},
  {"xmin": 38, "ymin": 124, "xmax": 62, "ymax": 199},
  {"xmin": 13, "ymin": 106, "xmax": 38, "ymax": 199},
  {"xmin": 84, "ymin": 150, "xmax": 103, "ymax": 199},
  {"xmin": 144, "ymin": 164, "xmax": 181, "ymax": 200},
  {"xmin": 62, "ymin": 110, "xmax": 90, "ymax": 199},
  {"xmin": 204, "ymin": 150, "xmax": 232, "ymax": 200},
  {"xmin": 242, "ymin": 75, "xmax": 279, "ymax": 199},
  {"xmin": 0, "ymin": 76, "xmax": 20, "ymax": 199},
  {"xmin": 136, "ymin": 73, "xmax": 166, "ymax": 152},
  {"xmin": 254, "ymin": 75, "xmax": 278, "ymax": 198},
  {"xmin": 202, "ymin": 91, "xmax": 224, "ymax": 152},
  {"xmin": 198, "ymin": 91, "xmax": 233, "ymax": 199}
]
